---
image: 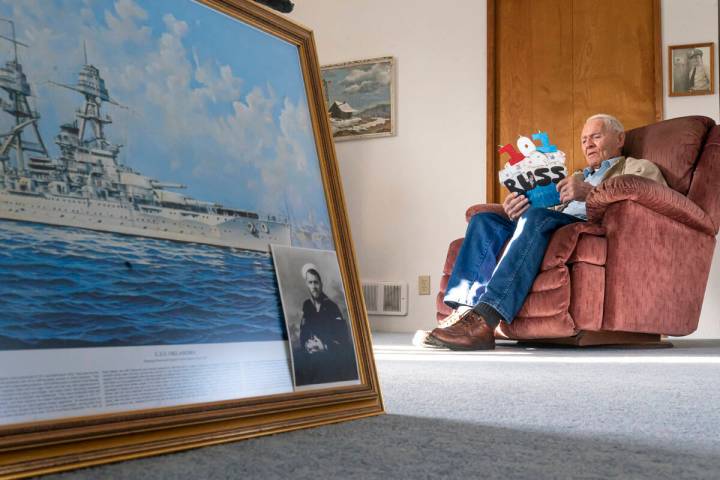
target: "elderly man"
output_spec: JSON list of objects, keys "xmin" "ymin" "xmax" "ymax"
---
[{"xmin": 429, "ymin": 114, "xmax": 667, "ymax": 350}]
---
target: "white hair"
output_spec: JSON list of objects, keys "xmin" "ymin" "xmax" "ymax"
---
[{"xmin": 586, "ymin": 114, "xmax": 625, "ymax": 134}]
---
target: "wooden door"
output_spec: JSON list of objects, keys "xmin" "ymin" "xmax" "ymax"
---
[{"xmin": 486, "ymin": 0, "xmax": 662, "ymax": 203}]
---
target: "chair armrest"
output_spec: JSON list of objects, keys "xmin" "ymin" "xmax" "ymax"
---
[
  {"xmin": 586, "ymin": 175, "xmax": 717, "ymax": 236},
  {"xmin": 465, "ymin": 203, "xmax": 508, "ymax": 223},
  {"xmin": 541, "ymin": 222, "xmax": 605, "ymax": 270}
]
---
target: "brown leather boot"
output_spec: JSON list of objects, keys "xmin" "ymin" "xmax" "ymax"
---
[{"xmin": 429, "ymin": 309, "xmax": 496, "ymax": 350}]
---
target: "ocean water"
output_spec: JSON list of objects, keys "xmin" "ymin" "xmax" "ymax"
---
[{"xmin": 0, "ymin": 220, "xmax": 287, "ymax": 350}]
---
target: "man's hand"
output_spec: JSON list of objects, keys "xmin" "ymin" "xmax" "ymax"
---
[
  {"xmin": 503, "ymin": 192, "xmax": 529, "ymax": 220},
  {"xmin": 304, "ymin": 335, "xmax": 326, "ymax": 354},
  {"xmin": 557, "ymin": 175, "xmax": 593, "ymax": 203}
]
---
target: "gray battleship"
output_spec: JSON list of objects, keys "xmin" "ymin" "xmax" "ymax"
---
[{"xmin": 0, "ymin": 23, "xmax": 290, "ymax": 252}]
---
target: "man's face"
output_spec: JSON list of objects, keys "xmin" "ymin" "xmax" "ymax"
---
[
  {"xmin": 580, "ymin": 119, "xmax": 625, "ymax": 169},
  {"xmin": 689, "ymin": 55, "xmax": 701, "ymax": 67},
  {"xmin": 306, "ymin": 272, "xmax": 322, "ymax": 300}
]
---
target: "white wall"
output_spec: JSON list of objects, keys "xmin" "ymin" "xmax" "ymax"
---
[
  {"xmin": 662, "ymin": 0, "xmax": 720, "ymax": 339},
  {"xmin": 291, "ymin": 0, "xmax": 720, "ymax": 338},
  {"xmin": 290, "ymin": 0, "xmax": 487, "ymax": 333}
]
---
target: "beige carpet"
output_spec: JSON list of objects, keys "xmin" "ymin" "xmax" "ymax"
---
[{"xmin": 44, "ymin": 335, "xmax": 720, "ymax": 479}]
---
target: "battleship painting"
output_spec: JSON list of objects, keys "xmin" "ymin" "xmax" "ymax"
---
[
  {"xmin": 0, "ymin": 0, "xmax": 335, "ymax": 350},
  {"xmin": 0, "ymin": 26, "xmax": 290, "ymax": 251}
]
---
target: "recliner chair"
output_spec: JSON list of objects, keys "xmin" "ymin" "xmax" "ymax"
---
[{"xmin": 436, "ymin": 116, "xmax": 720, "ymax": 345}]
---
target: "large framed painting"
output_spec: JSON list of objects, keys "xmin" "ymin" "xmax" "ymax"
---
[
  {"xmin": 320, "ymin": 56, "xmax": 395, "ymax": 141},
  {"xmin": 0, "ymin": 0, "xmax": 382, "ymax": 476}
]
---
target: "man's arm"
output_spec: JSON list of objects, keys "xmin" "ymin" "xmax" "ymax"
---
[
  {"xmin": 559, "ymin": 158, "xmax": 668, "ymax": 204},
  {"xmin": 298, "ymin": 313, "xmax": 309, "ymax": 348},
  {"xmin": 326, "ymin": 301, "xmax": 350, "ymax": 348}
]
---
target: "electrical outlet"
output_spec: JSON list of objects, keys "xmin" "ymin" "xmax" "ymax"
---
[{"xmin": 418, "ymin": 275, "xmax": 431, "ymax": 295}]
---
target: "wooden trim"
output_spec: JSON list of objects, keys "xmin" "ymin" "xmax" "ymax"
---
[
  {"xmin": 485, "ymin": 0, "xmax": 497, "ymax": 204},
  {"xmin": 653, "ymin": 0, "xmax": 664, "ymax": 120}
]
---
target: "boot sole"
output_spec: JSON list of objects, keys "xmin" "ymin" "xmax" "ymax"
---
[
  {"xmin": 444, "ymin": 343, "xmax": 495, "ymax": 351},
  {"xmin": 429, "ymin": 335, "xmax": 495, "ymax": 351}
]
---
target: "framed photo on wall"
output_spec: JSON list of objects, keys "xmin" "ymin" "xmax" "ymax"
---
[
  {"xmin": 0, "ymin": 0, "xmax": 381, "ymax": 476},
  {"xmin": 669, "ymin": 42, "xmax": 715, "ymax": 96},
  {"xmin": 320, "ymin": 56, "xmax": 395, "ymax": 141}
]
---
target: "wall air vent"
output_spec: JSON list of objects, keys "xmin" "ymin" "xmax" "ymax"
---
[{"xmin": 361, "ymin": 281, "xmax": 408, "ymax": 316}]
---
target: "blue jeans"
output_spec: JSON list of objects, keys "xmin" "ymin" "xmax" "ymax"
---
[{"xmin": 443, "ymin": 209, "xmax": 582, "ymax": 323}]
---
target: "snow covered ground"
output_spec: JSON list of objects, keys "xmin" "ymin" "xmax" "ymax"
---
[{"xmin": 331, "ymin": 117, "xmax": 389, "ymax": 134}]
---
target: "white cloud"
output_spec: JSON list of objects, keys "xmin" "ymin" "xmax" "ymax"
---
[
  {"xmin": 102, "ymin": 0, "xmax": 151, "ymax": 45},
  {"xmin": 162, "ymin": 12, "xmax": 187, "ymax": 37},
  {"xmin": 340, "ymin": 62, "xmax": 391, "ymax": 96},
  {"xmin": 343, "ymin": 62, "xmax": 391, "ymax": 85},
  {"xmin": 0, "ymin": 0, "xmax": 326, "ymax": 224},
  {"xmin": 192, "ymin": 48, "xmax": 242, "ymax": 103},
  {"xmin": 278, "ymin": 97, "xmax": 311, "ymax": 170},
  {"xmin": 114, "ymin": 0, "xmax": 147, "ymax": 21}
]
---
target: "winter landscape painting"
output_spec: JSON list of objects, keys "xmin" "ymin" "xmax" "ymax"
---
[{"xmin": 321, "ymin": 56, "xmax": 394, "ymax": 141}]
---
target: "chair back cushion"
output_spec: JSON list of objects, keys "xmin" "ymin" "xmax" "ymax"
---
[
  {"xmin": 688, "ymin": 125, "xmax": 720, "ymax": 231},
  {"xmin": 622, "ymin": 116, "xmax": 715, "ymax": 195}
]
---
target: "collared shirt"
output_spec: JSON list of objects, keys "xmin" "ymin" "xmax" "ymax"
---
[{"xmin": 562, "ymin": 156, "xmax": 622, "ymax": 219}]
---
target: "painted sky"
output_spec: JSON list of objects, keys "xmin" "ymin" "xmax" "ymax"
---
[
  {"xmin": 0, "ymin": 0, "xmax": 330, "ymax": 231},
  {"xmin": 322, "ymin": 60, "xmax": 391, "ymax": 112}
]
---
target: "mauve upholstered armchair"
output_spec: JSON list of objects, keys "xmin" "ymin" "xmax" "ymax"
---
[{"xmin": 437, "ymin": 116, "xmax": 720, "ymax": 346}]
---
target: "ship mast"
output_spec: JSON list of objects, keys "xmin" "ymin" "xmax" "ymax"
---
[
  {"xmin": 50, "ymin": 43, "xmax": 124, "ymax": 156},
  {"xmin": 0, "ymin": 18, "xmax": 50, "ymax": 173}
]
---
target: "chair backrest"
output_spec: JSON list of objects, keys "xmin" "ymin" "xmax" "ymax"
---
[
  {"xmin": 622, "ymin": 116, "xmax": 715, "ymax": 195},
  {"xmin": 687, "ymin": 125, "xmax": 720, "ymax": 232}
]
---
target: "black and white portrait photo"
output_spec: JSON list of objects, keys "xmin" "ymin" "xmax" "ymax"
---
[
  {"xmin": 271, "ymin": 245, "xmax": 359, "ymax": 389},
  {"xmin": 669, "ymin": 43, "xmax": 715, "ymax": 96}
]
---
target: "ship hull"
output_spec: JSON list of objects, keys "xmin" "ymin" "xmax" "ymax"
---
[{"xmin": 0, "ymin": 191, "xmax": 290, "ymax": 252}]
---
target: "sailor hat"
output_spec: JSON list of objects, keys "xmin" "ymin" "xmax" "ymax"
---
[{"xmin": 301, "ymin": 263, "xmax": 319, "ymax": 279}]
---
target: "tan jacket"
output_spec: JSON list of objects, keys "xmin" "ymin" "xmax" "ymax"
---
[
  {"xmin": 558, "ymin": 156, "xmax": 667, "ymax": 214},
  {"xmin": 601, "ymin": 156, "xmax": 667, "ymax": 186},
  {"xmin": 569, "ymin": 156, "xmax": 667, "ymax": 187}
]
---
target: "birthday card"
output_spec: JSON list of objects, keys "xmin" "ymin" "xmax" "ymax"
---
[{"xmin": 498, "ymin": 131, "xmax": 568, "ymax": 208}]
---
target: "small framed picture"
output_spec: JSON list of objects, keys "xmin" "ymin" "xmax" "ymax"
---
[
  {"xmin": 320, "ymin": 56, "xmax": 395, "ymax": 141},
  {"xmin": 668, "ymin": 43, "xmax": 715, "ymax": 96},
  {"xmin": 271, "ymin": 245, "xmax": 360, "ymax": 390}
]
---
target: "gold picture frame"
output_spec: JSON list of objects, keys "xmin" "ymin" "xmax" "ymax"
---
[
  {"xmin": 0, "ymin": 1, "xmax": 382, "ymax": 477},
  {"xmin": 668, "ymin": 42, "xmax": 715, "ymax": 96}
]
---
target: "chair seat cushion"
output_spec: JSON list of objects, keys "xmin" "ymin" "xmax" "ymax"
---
[{"xmin": 516, "ymin": 266, "xmax": 570, "ymax": 318}]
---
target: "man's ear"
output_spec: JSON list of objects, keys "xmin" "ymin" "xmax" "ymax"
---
[{"xmin": 618, "ymin": 131, "xmax": 626, "ymax": 150}]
